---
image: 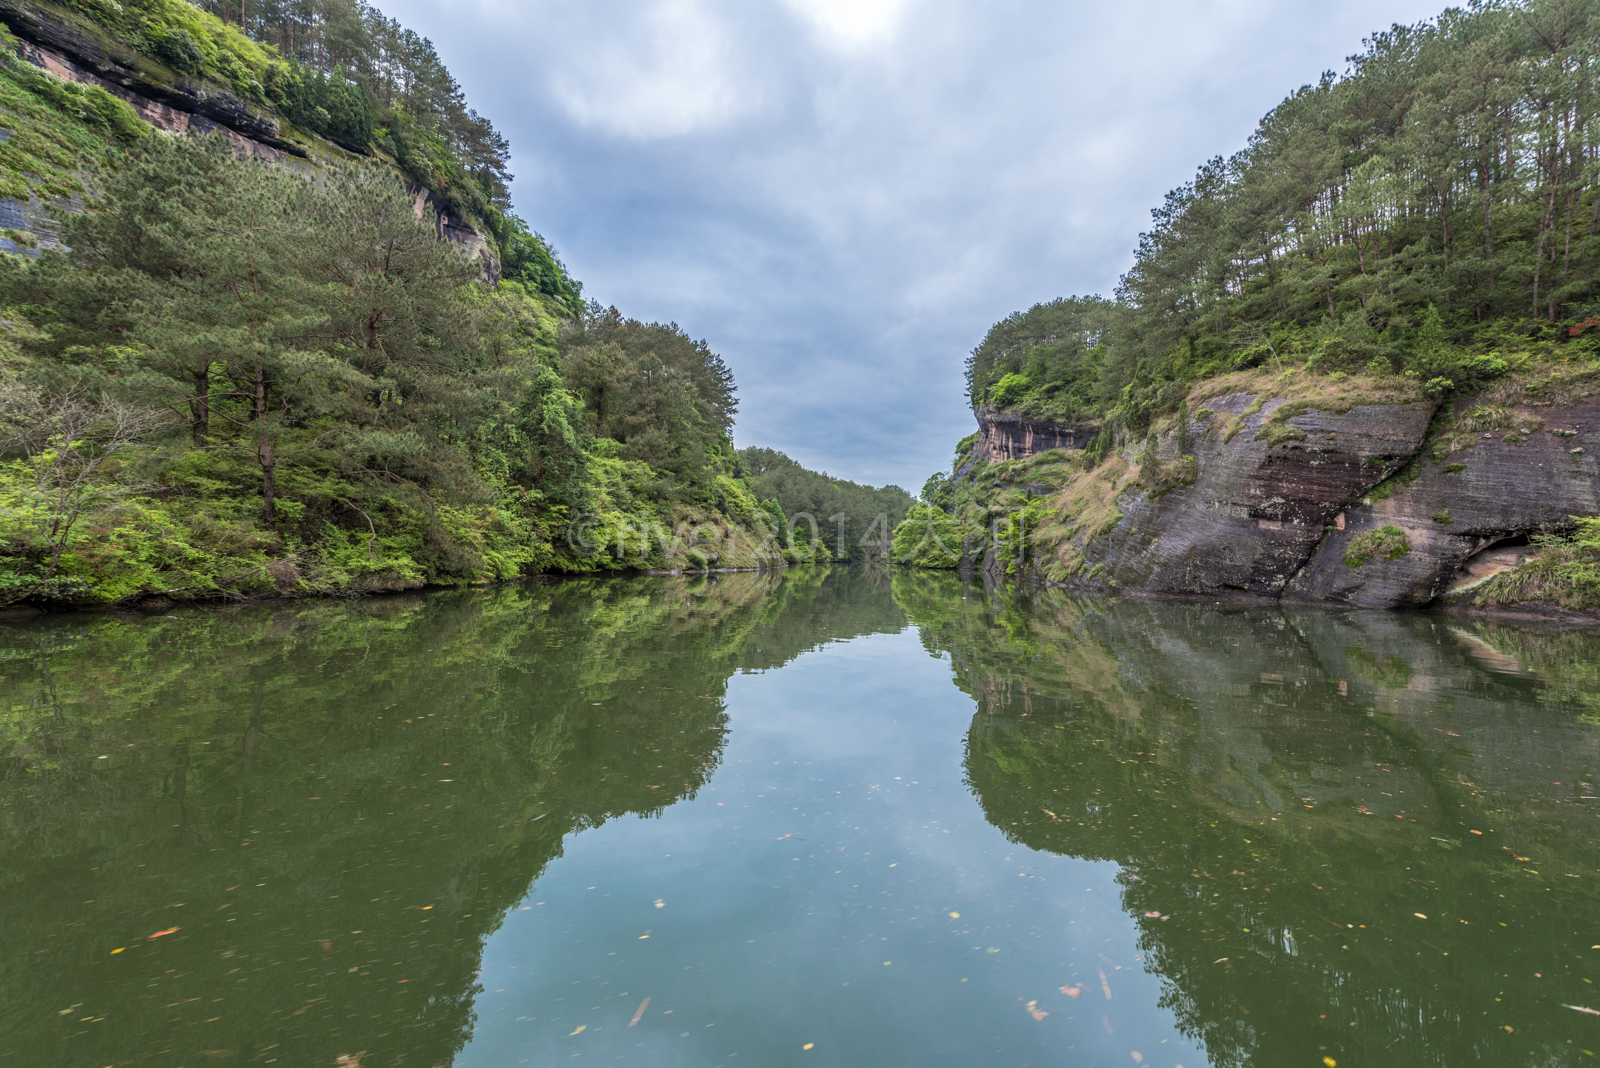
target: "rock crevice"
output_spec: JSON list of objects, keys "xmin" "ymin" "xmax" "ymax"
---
[{"xmin": 1073, "ymin": 395, "xmax": 1435, "ymax": 597}]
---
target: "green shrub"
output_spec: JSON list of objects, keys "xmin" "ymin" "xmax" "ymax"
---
[
  {"xmin": 151, "ymin": 27, "xmax": 204, "ymax": 75},
  {"xmin": 1344, "ymin": 525, "xmax": 1411, "ymax": 568},
  {"xmin": 988, "ymin": 372, "xmax": 1033, "ymax": 408}
]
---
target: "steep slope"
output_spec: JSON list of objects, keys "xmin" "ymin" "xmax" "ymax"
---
[
  {"xmin": 902, "ymin": 0, "xmax": 1600, "ymax": 616},
  {"xmin": 0, "ymin": 0, "xmax": 501, "ymax": 276}
]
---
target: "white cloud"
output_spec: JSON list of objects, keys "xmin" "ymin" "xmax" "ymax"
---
[
  {"xmin": 376, "ymin": 0, "xmax": 1463, "ymax": 486},
  {"xmin": 548, "ymin": 0, "xmax": 752, "ymax": 138},
  {"xmin": 779, "ymin": 0, "xmax": 912, "ymax": 49}
]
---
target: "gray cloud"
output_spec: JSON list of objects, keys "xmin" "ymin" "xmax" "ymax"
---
[{"xmin": 383, "ymin": 0, "xmax": 1449, "ymax": 488}]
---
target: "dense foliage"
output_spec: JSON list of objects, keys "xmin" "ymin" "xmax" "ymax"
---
[
  {"xmin": 966, "ymin": 0, "xmax": 1600, "ymax": 431},
  {"xmin": 13, "ymin": 0, "xmax": 579, "ymax": 304},
  {"xmin": 0, "ymin": 136, "xmax": 787, "ymax": 603},
  {"xmin": 739, "ymin": 447, "xmax": 914, "ymax": 561}
]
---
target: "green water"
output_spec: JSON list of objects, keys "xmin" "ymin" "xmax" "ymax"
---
[{"xmin": 2, "ymin": 568, "xmax": 1599, "ymax": 1068}]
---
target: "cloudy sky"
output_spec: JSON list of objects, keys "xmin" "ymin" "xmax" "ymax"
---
[{"xmin": 385, "ymin": 0, "xmax": 1446, "ymax": 490}]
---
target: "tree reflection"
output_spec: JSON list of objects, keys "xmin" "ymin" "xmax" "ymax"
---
[
  {"xmin": 899, "ymin": 573, "xmax": 1600, "ymax": 1068},
  {"xmin": 0, "ymin": 566, "xmax": 905, "ymax": 1068}
]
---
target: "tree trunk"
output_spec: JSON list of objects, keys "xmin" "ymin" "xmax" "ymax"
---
[
  {"xmin": 189, "ymin": 359, "xmax": 210, "ymax": 446},
  {"xmin": 1482, "ymin": 169, "xmax": 1495, "ymax": 288},
  {"xmin": 254, "ymin": 362, "xmax": 276, "ymax": 526},
  {"xmin": 1533, "ymin": 190, "xmax": 1556, "ymax": 316}
]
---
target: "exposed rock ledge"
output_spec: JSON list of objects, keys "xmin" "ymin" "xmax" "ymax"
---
[
  {"xmin": 1019, "ymin": 385, "xmax": 1600, "ymax": 610},
  {"xmin": 0, "ymin": 5, "xmax": 501, "ymax": 281},
  {"xmin": 974, "ymin": 407, "xmax": 1097, "ymax": 462},
  {"xmin": 0, "ymin": 0, "xmax": 301, "ymax": 156}
]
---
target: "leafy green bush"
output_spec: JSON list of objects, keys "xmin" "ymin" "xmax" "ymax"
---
[{"xmin": 988, "ymin": 372, "xmax": 1032, "ymax": 408}]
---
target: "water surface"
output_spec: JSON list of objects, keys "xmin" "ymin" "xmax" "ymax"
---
[{"xmin": 3, "ymin": 567, "xmax": 1598, "ymax": 1067}]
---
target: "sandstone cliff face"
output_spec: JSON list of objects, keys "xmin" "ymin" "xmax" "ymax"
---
[
  {"xmin": 0, "ymin": 0, "xmax": 297, "ymax": 155},
  {"xmin": 0, "ymin": 8, "xmax": 500, "ymax": 280},
  {"xmin": 973, "ymin": 407, "xmax": 1096, "ymax": 462},
  {"xmin": 1016, "ymin": 380, "xmax": 1600, "ymax": 610},
  {"xmin": 1288, "ymin": 395, "xmax": 1600, "ymax": 608},
  {"xmin": 1077, "ymin": 392, "xmax": 1435, "ymax": 596}
]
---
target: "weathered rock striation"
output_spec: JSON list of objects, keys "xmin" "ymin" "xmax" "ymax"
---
[
  {"xmin": 974, "ymin": 407, "xmax": 1096, "ymax": 462},
  {"xmin": 0, "ymin": 3, "xmax": 501, "ymax": 280},
  {"xmin": 978, "ymin": 380, "xmax": 1600, "ymax": 611},
  {"xmin": 1078, "ymin": 393, "xmax": 1434, "ymax": 596},
  {"xmin": 1290, "ymin": 395, "xmax": 1600, "ymax": 608}
]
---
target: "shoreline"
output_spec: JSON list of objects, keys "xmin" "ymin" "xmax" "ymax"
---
[
  {"xmin": 0, "ymin": 559, "xmax": 803, "ymax": 619},
  {"xmin": 935, "ymin": 563, "xmax": 1600, "ymax": 629}
]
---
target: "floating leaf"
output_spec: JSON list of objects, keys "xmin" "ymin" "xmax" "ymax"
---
[{"xmin": 147, "ymin": 928, "xmax": 180, "ymax": 939}]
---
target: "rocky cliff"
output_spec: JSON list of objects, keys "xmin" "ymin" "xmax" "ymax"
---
[
  {"xmin": 973, "ymin": 407, "xmax": 1096, "ymax": 462},
  {"xmin": 977, "ymin": 368, "xmax": 1600, "ymax": 612},
  {"xmin": 1291, "ymin": 391, "xmax": 1600, "ymax": 608},
  {"xmin": 1079, "ymin": 391, "xmax": 1434, "ymax": 597},
  {"xmin": 0, "ymin": 3, "xmax": 499, "ymax": 279}
]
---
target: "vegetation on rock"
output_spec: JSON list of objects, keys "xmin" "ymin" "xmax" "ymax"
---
[
  {"xmin": 905, "ymin": 0, "xmax": 1600, "ymax": 611},
  {"xmin": 1344, "ymin": 524, "xmax": 1413, "ymax": 568}
]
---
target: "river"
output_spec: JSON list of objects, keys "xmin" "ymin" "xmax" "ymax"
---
[{"xmin": 2, "ymin": 567, "xmax": 1597, "ymax": 1067}]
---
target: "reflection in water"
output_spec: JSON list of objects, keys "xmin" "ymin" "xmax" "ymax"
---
[
  {"xmin": 5, "ymin": 566, "xmax": 1600, "ymax": 1067},
  {"xmin": 894, "ymin": 570, "xmax": 1600, "ymax": 1067},
  {"xmin": 0, "ymin": 568, "xmax": 904, "ymax": 1068}
]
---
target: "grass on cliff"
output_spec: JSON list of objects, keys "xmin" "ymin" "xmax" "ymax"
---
[
  {"xmin": 1186, "ymin": 365, "xmax": 1429, "ymax": 413},
  {"xmin": 0, "ymin": 40, "xmax": 144, "ymax": 205},
  {"xmin": 1472, "ymin": 522, "xmax": 1600, "ymax": 612}
]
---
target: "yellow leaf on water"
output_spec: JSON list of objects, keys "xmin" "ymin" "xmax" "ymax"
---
[
  {"xmin": 1415, "ymin": 913, "xmax": 1428, "ymax": 919},
  {"xmin": 949, "ymin": 912, "xmax": 960, "ymax": 919},
  {"xmin": 802, "ymin": 1043, "xmax": 814, "ymax": 1051},
  {"xmin": 1324, "ymin": 1058, "xmax": 1337, "ymax": 1067},
  {"xmin": 110, "ymin": 948, "xmax": 124, "ymax": 954},
  {"xmin": 569, "ymin": 1025, "xmax": 586, "ymax": 1036}
]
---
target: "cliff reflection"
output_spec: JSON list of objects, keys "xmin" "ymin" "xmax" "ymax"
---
[
  {"xmin": 895, "ymin": 571, "xmax": 1600, "ymax": 1068},
  {"xmin": 0, "ymin": 567, "xmax": 904, "ymax": 1068}
]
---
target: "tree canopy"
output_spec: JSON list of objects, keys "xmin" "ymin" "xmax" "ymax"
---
[
  {"xmin": 966, "ymin": 0, "xmax": 1600, "ymax": 431},
  {"xmin": 0, "ymin": 135, "xmax": 760, "ymax": 603},
  {"xmin": 740, "ymin": 447, "xmax": 914, "ymax": 561}
]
